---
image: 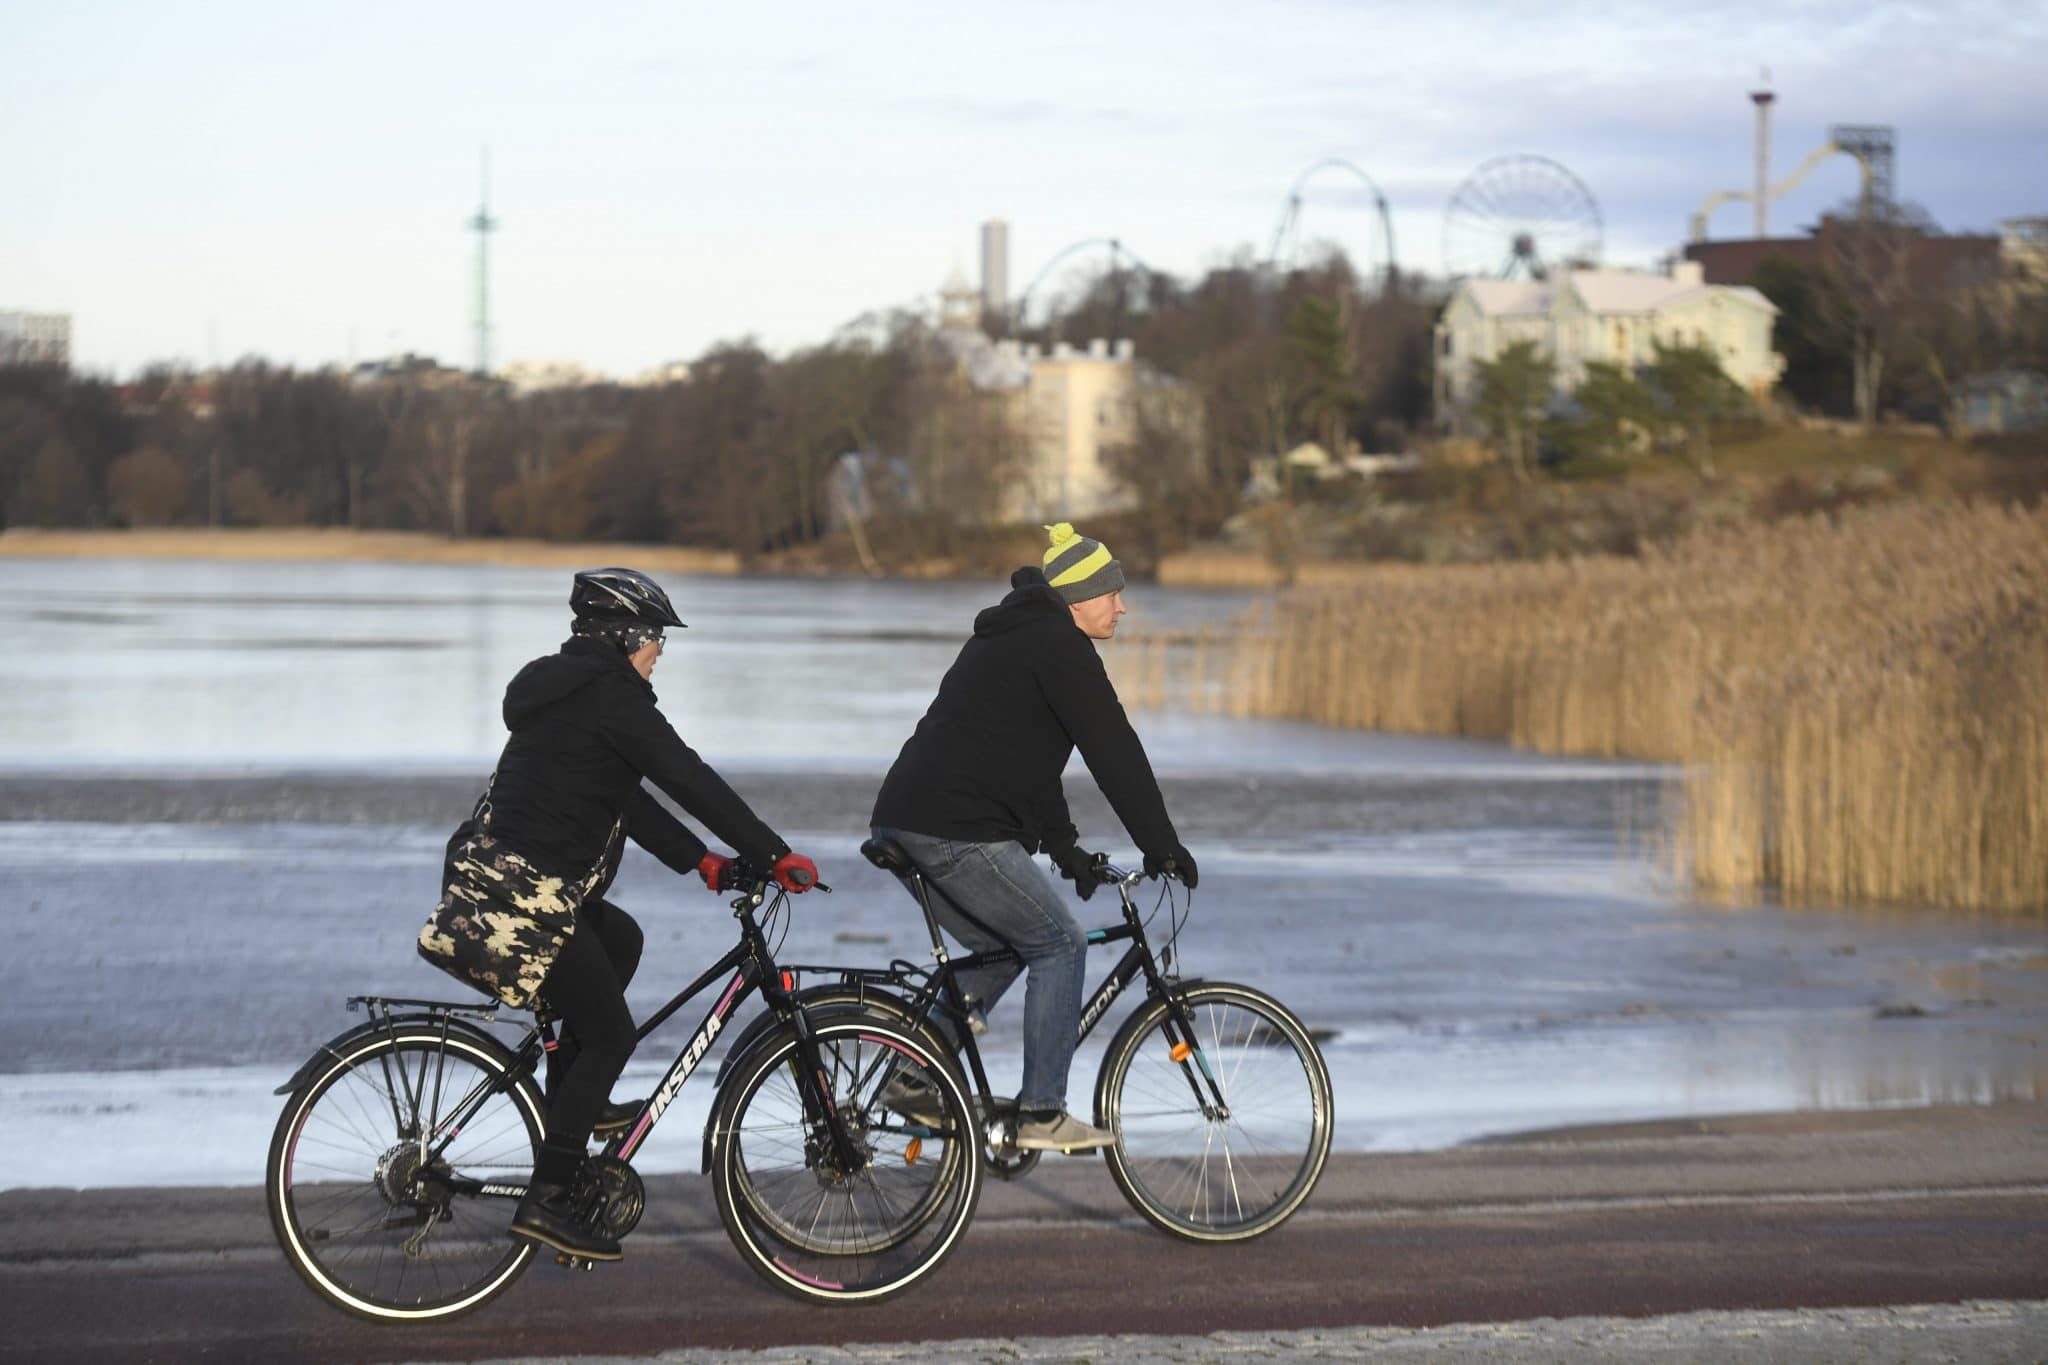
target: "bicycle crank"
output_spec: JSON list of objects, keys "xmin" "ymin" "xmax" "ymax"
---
[{"xmin": 572, "ymin": 1154, "xmax": 646, "ymax": 1240}]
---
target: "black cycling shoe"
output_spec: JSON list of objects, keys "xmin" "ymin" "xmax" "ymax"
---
[
  {"xmin": 509, "ymin": 1181, "xmax": 622, "ymax": 1262},
  {"xmin": 591, "ymin": 1099, "xmax": 645, "ymax": 1135}
]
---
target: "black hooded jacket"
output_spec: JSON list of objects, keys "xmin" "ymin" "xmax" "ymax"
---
[
  {"xmin": 870, "ymin": 567, "xmax": 1180, "ymax": 859},
  {"xmin": 478, "ymin": 636, "xmax": 787, "ymax": 887}
]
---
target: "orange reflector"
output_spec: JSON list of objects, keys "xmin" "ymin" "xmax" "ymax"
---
[
  {"xmin": 1169, "ymin": 1041, "xmax": 1193, "ymax": 1063},
  {"xmin": 905, "ymin": 1138, "xmax": 924, "ymax": 1165},
  {"xmin": 780, "ymin": 970, "xmax": 797, "ymax": 992}
]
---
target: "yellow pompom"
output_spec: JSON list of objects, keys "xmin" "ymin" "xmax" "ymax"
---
[{"xmin": 1044, "ymin": 522, "xmax": 1077, "ymax": 547}]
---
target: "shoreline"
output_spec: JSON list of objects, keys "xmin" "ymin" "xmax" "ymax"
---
[
  {"xmin": 0, "ymin": 526, "xmax": 743, "ymax": 574},
  {"xmin": 0, "ymin": 525, "xmax": 1321, "ymax": 589}
]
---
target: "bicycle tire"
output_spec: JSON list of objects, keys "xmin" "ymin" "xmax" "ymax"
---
[
  {"xmin": 717, "ymin": 1013, "xmax": 969, "ymax": 1263},
  {"xmin": 1095, "ymin": 981, "xmax": 1332, "ymax": 1242},
  {"xmin": 714, "ymin": 982, "xmax": 934, "ymax": 1088},
  {"xmin": 710, "ymin": 1016, "xmax": 980, "ymax": 1303},
  {"xmin": 266, "ymin": 1023, "xmax": 544, "ymax": 1321},
  {"xmin": 721, "ymin": 984, "xmax": 1037, "ymax": 1181}
]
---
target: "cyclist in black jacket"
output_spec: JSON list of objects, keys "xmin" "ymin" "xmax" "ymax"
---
[
  {"xmin": 463, "ymin": 568, "xmax": 819, "ymax": 1262},
  {"xmin": 872, "ymin": 524, "xmax": 1197, "ymax": 1153}
]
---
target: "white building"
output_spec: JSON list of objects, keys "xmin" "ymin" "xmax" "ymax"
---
[
  {"xmin": 933, "ymin": 267, "xmax": 1168, "ymax": 521},
  {"xmin": 628, "ymin": 359, "xmax": 693, "ymax": 388},
  {"xmin": 1012, "ymin": 336, "xmax": 1145, "ymax": 521},
  {"xmin": 498, "ymin": 359, "xmax": 608, "ymax": 394},
  {"xmin": 1434, "ymin": 261, "xmax": 1781, "ymax": 424},
  {"xmin": 0, "ymin": 310, "xmax": 72, "ymax": 367}
]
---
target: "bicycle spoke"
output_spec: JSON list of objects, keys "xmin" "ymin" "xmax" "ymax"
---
[
  {"xmin": 1101, "ymin": 986, "xmax": 1330, "ymax": 1242},
  {"xmin": 271, "ymin": 1033, "xmax": 540, "ymax": 1319},
  {"xmin": 716, "ymin": 1021, "xmax": 978, "ymax": 1302}
]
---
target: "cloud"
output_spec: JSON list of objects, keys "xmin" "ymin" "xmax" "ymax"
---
[{"xmin": 878, "ymin": 95, "xmax": 1185, "ymax": 136}]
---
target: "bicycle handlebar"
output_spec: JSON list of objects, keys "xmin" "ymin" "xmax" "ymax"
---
[
  {"xmin": 1095, "ymin": 860, "xmax": 1193, "ymax": 890},
  {"xmin": 716, "ymin": 859, "xmax": 832, "ymax": 898}
]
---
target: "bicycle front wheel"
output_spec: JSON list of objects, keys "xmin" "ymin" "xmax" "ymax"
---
[
  {"xmin": 711, "ymin": 1016, "xmax": 980, "ymax": 1304},
  {"xmin": 1096, "ymin": 981, "xmax": 1332, "ymax": 1242},
  {"xmin": 266, "ymin": 1023, "xmax": 544, "ymax": 1321}
]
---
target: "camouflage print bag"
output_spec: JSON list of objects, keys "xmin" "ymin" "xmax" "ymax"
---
[{"xmin": 416, "ymin": 779, "xmax": 621, "ymax": 1010}]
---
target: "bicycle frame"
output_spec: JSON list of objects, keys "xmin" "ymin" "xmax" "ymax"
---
[
  {"xmin": 603, "ymin": 901, "xmax": 862, "ymax": 1169},
  {"xmin": 346, "ymin": 879, "xmax": 878, "ymax": 1202},
  {"xmin": 784, "ymin": 863, "xmax": 1229, "ymax": 1125}
]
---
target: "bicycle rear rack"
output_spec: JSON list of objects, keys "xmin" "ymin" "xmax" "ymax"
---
[{"xmin": 347, "ymin": 994, "xmax": 503, "ymax": 1026}]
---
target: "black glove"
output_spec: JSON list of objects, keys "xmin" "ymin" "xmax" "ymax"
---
[
  {"xmin": 1144, "ymin": 846, "xmax": 1199, "ymax": 890},
  {"xmin": 1046, "ymin": 840, "xmax": 1105, "ymax": 901}
]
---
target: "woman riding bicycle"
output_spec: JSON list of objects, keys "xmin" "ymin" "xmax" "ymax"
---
[
  {"xmin": 870, "ymin": 524, "xmax": 1198, "ymax": 1153},
  {"xmin": 419, "ymin": 567, "xmax": 820, "ymax": 1263}
]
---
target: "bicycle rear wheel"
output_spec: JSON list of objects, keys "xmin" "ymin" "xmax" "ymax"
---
[
  {"xmin": 266, "ymin": 1023, "xmax": 544, "ymax": 1320},
  {"xmin": 1096, "ymin": 981, "xmax": 1332, "ymax": 1242},
  {"xmin": 711, "ymin": 1016, "xmax": 980, "ymax": 1303}
]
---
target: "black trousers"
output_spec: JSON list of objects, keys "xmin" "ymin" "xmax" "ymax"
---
[{"xmin": 535, "ymin": 896, "xmax": 643, "ymax": 1184}]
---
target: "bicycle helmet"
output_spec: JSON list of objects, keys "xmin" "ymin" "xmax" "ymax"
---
[{"xmin": 570, "ymin": 567, "xmax": 685, "ymax": 630}]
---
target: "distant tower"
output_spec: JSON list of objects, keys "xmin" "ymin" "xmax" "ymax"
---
[
  {"xmin": 1750, "ymin": 73, "xmax": 1775, "ymax": 239},
  {"xmin": 468, "ymin": 148, "xmax": 499, "ymax": 377},
  {"xmin": 980, "ymin": 219, "xmax": 1010, "ymax": 325}
]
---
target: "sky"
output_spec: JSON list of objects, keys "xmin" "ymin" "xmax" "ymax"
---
[{"xmin": 8, "ymin": 0, "xmax": 2046, "ymax": 379}]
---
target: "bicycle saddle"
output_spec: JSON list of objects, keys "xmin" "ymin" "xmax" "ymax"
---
[{"xmin": 861, "ymin": 837, "xmax": 916, "ymax": 874}]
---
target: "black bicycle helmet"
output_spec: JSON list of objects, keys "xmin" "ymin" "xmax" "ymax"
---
[{"xmin": 570, "ymin": 567, "xmax": 686, "ymax": 629}]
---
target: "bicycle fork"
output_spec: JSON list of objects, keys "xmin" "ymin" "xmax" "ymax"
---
[
  {"xmin": 1147, "ymin": 977, "xmax": 1231, "ymax": 1122},
  {"xmin": 778, "ymin": 996, "xmax": 873, "ymax": 1178}
]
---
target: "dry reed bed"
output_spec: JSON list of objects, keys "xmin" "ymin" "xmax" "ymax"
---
[{"xmin": 1117, "ymin": 501, "xmax": 2048, "ymax": 914}]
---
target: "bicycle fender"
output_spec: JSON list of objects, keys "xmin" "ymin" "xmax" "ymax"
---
[
  {"xmin": 709, "ymin": 1006, "xmax": 786, "ymax": 1092},
  {"xmin": 271, "ymin": 1013, "xmax": 508, "ymax": 1096},
  {"xmin": 711, "ymin": 984, "xmax": 926, "ymax": 1089}
]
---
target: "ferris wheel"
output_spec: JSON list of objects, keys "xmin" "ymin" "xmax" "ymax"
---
[{"xmin": 1442, "ymin": 155, "xmax": 1604, "ymax": 280}]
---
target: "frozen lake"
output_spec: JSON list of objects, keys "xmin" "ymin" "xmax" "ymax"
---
[
  {"xmin": 1, "ymin": 556, "xmax": 2044, "ymax": 1189},
  {"xmin": 0, "ymin": 557, "xmax": 1260, "ymax": 768}
]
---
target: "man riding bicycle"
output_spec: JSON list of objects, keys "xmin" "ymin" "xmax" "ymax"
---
[
  {"xmin": 870, "ymin": 524, "xmax": 1198, "ymax": 1153},
  {"xmin": 419, "ymin": 567, "xmax": 820, "ymax": 1263}
]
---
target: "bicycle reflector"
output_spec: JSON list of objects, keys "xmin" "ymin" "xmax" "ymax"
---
[
  {"xmin": 905, "ymin": 1138, "xmax": 923, "ymax": 1165},
  {"xmin": 780, "ymin": 969, "xmax": 798, "ymax": 992},
  {"xmin": 1170, "ymin": 1041, "xmax": 1193, "ymax": 1063}
]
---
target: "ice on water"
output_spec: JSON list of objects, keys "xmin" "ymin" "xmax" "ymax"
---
[{"xmin": 2, "ymin": 560, "xmax": 2044, "ymax": 1190}]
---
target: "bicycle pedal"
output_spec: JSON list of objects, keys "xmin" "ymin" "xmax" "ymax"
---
[{"xmin": 553, "ymin": 1252, "xmax": 598, "ymax": 1272}]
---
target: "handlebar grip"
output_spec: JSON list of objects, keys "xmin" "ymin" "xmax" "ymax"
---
[{"xmin": 788, "ymin": 867, "xmax": 815, "ymax": 888}]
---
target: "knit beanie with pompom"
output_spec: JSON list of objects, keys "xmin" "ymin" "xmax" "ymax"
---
[{"xmin": 1041, "ymin": 523, "xmax": 1125, "ymax": 605}]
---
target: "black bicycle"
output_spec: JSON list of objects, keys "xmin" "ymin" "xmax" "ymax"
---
[
  {"xmin": 717, "ymin": 837, "xmax": 1333, "ymax": 1243},
  {"xmin": 265, "ymin": 869, "xmax": 980, "ymax": 1320}
]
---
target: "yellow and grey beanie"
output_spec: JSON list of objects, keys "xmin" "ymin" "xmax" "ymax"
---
[{"xmin": 1042, "ymin": 523, "xmax": 1125, "ymax": 605}]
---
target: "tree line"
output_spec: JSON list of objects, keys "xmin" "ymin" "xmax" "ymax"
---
[
  {"xmin": 0, "ymin": 250, "xmax": 1441, "ymax": 559},
  {"xmin": 2, "ymin": 222, "xmax": 2039, "ymax": 560}
]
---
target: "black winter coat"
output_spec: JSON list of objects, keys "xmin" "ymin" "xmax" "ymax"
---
[
  {"xmin": 870, "ymin": 567, "xmax": 1180, "ymax": 859},
  {"xmin": 478, "ymin": 637, "xmax": 787, "ymax": 887}
]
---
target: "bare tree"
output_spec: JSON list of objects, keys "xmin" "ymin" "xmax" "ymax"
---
[{"xmin": 1817, "ymin": 210, "xmax": 1924, "ymax": 427}]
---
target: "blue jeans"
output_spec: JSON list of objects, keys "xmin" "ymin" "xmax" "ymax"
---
[{"xmin": 872, "ymin": 827, "xmax": 1089, "ymax": 1113}]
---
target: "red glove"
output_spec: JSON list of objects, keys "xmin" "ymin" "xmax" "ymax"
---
[
  {"xmin": 696, "ymin": 852, "xmax": 733, "ymax": 891},
  {"xmin": 771, "ymin": 850, "xmax": 819, "ymax": 892}
]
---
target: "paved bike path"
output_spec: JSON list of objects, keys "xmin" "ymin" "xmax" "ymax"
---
[{"xmin": 2, "ymin": 1105, "xmax": 2045, "ymax": 1363}]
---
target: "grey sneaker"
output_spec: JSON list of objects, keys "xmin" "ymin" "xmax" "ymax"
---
[
  {"xmin": 1015, "ymin": 1110, "xmax": 1116, "ymax": 1153},
  {"xmin": 877, "ymin": 1072, "xmax": 948, "ymax": 1127}
]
